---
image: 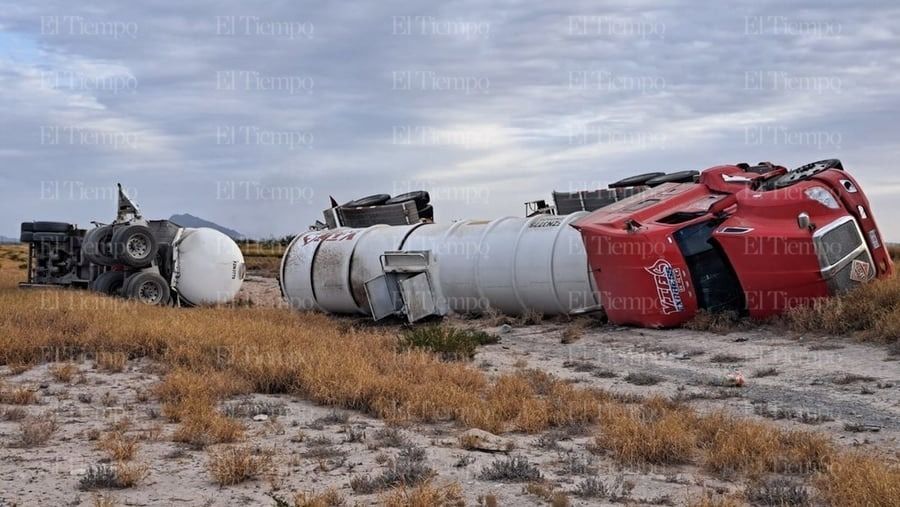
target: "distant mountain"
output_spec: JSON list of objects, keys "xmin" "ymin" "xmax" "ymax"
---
[
  {"xmin": 169, "ymin": 214, "xmax": 244, "ymax": 240},
  {"xmin": 0, "ymin": 235, "xmax": 20, "ymax": 244}
]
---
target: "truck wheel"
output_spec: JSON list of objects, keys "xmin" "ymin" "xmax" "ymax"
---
[
  {"xmin": 83, "ymin": 226, "xmax": 117, "ymax": 266},
  {"xmin": 124, "ymin": 272, "xmax": 171, "ymax": 305},
  {"xmin": 771, "ymin": 159, "xmax": 843, "ymax": 189},
  {"xmin": 32, "ymin": 221, "xmax": 72, "ymax": 233},
  {"xmin": 91, "ymin": 271, "xmax": 127, "ymax": 296},
  {"xmin": 385, "ymin": 190, "xmax": 430, "ymax": 207},
  {"xmin": 111, "ymin": 225, "xmax": 159, "ymax": 268},
  {"xmin": 608, "ymin": 172, "xmax": 665, "ymax": 188},
  {"xmin": 344, "ymin": 194, "xmax": 391, "ymax": 208},
  {"xmin": 645, "ymin": 170, "xmax": 700, "ymax": 187}
]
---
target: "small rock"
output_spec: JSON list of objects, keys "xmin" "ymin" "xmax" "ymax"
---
[
  {"xmin": 70, "ymin": 468, "xmax": 87, "ymax": 476},
  {"xmin": 252, "ymin": 414, "xmax": 269, "ymax": 422},
  {"xmin": 459, "ymin": 428, "xmax": 512, "ymax": 453},
  {"xmin": 499, "ymin": 324, "xmax": 512, "ymax": 334}
]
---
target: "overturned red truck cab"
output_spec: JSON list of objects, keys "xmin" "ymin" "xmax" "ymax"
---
[{"xmin": 574, "ymin": 160, "xmax": 894, "ymax": 328}]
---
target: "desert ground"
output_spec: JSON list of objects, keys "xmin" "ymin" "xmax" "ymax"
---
[{"xmin": 0, "ymin": 245, "xmax": 898, "ymax": 507}]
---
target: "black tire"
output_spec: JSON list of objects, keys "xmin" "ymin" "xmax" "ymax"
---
[
  {"xmin": 608, "ymin": 172, "xmax": 666, "ymax": 188},
  {"xmin": 32, "ymin": 221, "xmax": 72, "ymax": 233},
  {"xmin": 20, "ymin": 222, "xmax": 34, "ymax": 233},
  {"xmin": 771, "ymin": 159, "xmax": 843, "ymax": 189},
  {"xmin": 91, "ymin": 271, "xmax": 128, "ymax": 296},
  {"xmin": 344, "ymin": 194, "xmax": 391, "ymax": 208},
  {"xmin": 645, "ymin": 170, "xmax": 699, "ymax": 187},
  {"xmin": 123, "ymin": 271, "xmax": 171, "ymax": 305},
  {"xmin": 385, "ymin": 190, "xmax": 430, "ymax": 207},
  {"xmin": 83, "ymin": 226, "xmax": 117, "ymax": 266},
  {"xmin": 111, "ymin": 225, "xmax": 158, "ymax": 268},
  {"xmin": 20, "ymin": 231, "xmax": 33, "ymax": 243},
  {"xmin": 417, "ymin": 204, "xmax": 434, "ymax": 221}
]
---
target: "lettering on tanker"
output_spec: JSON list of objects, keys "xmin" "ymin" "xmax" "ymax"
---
[{"xmin": 302, "ymin": 231, "xmax": 357, "ymax": 246}]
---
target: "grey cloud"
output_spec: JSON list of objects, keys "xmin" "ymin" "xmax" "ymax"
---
[{"xmin": 0, "ymin": 0, "xmax": 899, "ymax": 239}]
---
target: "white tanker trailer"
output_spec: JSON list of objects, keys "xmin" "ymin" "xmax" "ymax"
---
[
  {"xmin": 281, "ymin": 213, "xmax": 600, "ymax": 322},
  {"xmin": 20, "ymin": 184, "xmax": 245, "ymax": 306}
]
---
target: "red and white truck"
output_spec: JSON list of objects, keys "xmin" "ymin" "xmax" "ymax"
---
[{"xmin": 574, "ymin": 159, "xmax": 893, "ymax": 327}]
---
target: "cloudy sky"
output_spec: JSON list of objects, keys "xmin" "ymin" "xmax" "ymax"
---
[{"xmin": 1, "ymin": 0, "xmax": 899, "ymax": 239}]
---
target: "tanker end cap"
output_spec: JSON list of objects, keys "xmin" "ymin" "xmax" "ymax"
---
[{"xmin": 175, "ymin": 227, "xmax": 245, "ymax": 306}]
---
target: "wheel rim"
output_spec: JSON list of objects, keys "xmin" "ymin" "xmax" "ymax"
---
[
  {"xmin": 138, "ymin": 281, "xmax": 162, "ymax": 304},
  {"xmin": 127, "ymin": 235, "xmax": 151, "ymax": 260}
]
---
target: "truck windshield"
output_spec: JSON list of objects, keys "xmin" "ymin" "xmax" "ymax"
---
[{"xmin": 673, "ymin": 220, "xmax": 745, "ymax": 314}]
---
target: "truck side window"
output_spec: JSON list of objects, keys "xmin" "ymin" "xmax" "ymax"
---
[{"xmin": 673, "ymin": 221, "xmax": 745, "ymax": 314}]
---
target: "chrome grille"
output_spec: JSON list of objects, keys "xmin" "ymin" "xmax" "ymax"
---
[{"xmin": 815, "ymin": 219, "xmax": 862, "ymax": 267}]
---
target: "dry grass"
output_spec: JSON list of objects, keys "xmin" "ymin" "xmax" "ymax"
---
[
  {"xmin": 783, "ymin": 272, "xmax": 900, "ymax": 344},
  {"xmin": 97, "ymin": 432, "xmax": 139, "ymax": 461},
  {"xmin": 80, "ymin": 462, "xmax": 149, "ymax": 490},
  {"xmin": 596, "ymin": 402, "xmax": 834, "ymax": 480},
  {"xmin": 50, "ymin": 362, "xmax": 79, "ymax": 383},
  {"xmin": 171, "ymin": 401, "xmax": 244, "ymax": 449},
  {"xmin": 380, "ymin": 481, "xmax": 465, "ymax": 507},
  {"xmin": 696, "ymin": 412, "xmax": 832, "ymax": 478},
  {"xmin": 816, "ymin": 453, "xmax": 900, "ymax": 507},
  {"xmin": 0, "ymin": 385, "xmax": 38, "ymax": 405},
  {"xmin": 208, "ymin": 446, "xmax": 273, "ymax": 486},
  {"xmin": 16, "ymin": 415, "xmax": 57, "ymax": 447},
  {"xmin": 684, "ymin": 310, "xmax": 749, "ymax": 333},
  {"xmin": 687, "ymin": 492, "xmax": 745, "ymax": 507},
  {"xmin": 595, "ymin": 398, "xmax": 697, "ymax": 466},
  {"xmin": 96, "ymin": 351, "xmax": 128, "ymax": 373},
  {"xmin": 286, "ymin": 488, "xmax": 345, "ymax": 507}
]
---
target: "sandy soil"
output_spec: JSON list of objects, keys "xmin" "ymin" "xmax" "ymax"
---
[{"xmin": 1, "ymin": 277, "xmax": 897, "ymax": 506}]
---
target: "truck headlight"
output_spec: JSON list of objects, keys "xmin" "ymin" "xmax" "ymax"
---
[{"xmin": 805, "ymin": 187, "xmax": 839, "ymax": 209}]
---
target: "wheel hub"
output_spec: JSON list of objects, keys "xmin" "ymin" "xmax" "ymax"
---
[
  {"xmin": 127, "ymin": 235, "xmax": 150, "ymax": 259},
  {"xmin": 138, "ymin": 281, "xmax": 161, "ymax": 304}
]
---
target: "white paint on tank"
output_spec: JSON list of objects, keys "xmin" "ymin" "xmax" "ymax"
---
[
  {"xmin": 174, "ymin": 228, "xmax": 245, "ymax": 306},
  {"xmin": 281, "ymin": 214, "xmax": 598, "ymax": 317}
]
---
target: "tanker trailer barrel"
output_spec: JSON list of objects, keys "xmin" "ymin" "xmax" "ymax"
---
[{"xmin": 280, "ymin": 214, "xmax": 600, "ymax": 322}]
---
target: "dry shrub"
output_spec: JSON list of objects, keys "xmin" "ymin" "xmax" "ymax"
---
[
  {"xmin": 783, "ymin": 274, "xmax": 900, "ymax": 343},
  {"xmin": 289, "ymin": 488, "xmax": 345, "ymax": 507},
  {"xmin": 1, "ymin": 406, "xmax": 27, "ymax": 421},
  {"xmin": 0, "ymin": 385, "xmax": 38, "ymax": 405},
  {"xmin": 172, "ymin": 400, "xmax": 244, "ymax": 449},
  {"xmin": 79, "ymin": 463, "xmax": 147, "ymax": 490},
  {"xmin": 381, "ymin": 481, "xmax": 465, "ymax": 507},
  {"xmin": 97, "ymin": 432, "xmax": 139, "ymax": 461},
  {"xmin": 595, "ymin": 398, "xmax": 697, "ymax": 466},
  {"xmin": 524, "ymin": 482, "xmax": 570, "ymax": 507},
  {"xmin": 50, "ymin": 362, "xmax": 79, "ymax": 383},
  {"xmin": 114, "ymin": 462, "xmax": 149, "ymax": 488},
  {"xmin": 92, "ymin": 493, "xmax": 117, "ymax": 507},
  {"xmin": 816, "ymin": 453, "xmax": 900, "ymax": 507},
  {"xmin": 687, "ymin": 492, "xmax": 745, "ymax": 507},
  {"xmin": 696, "ymin": 412, "xmax": 832, "ymax": 478},
  {"xmin": 208, "ymin": 446, "xmax": 273, "ymax": 486},
  {"xmin": 155, "ymin": 368, "xmax": 250, "ymax": 421},
  {"xmin": 17, "ymin": 415, "xmax": 57, "ymax": 447},
  {"xmin": 685, "ymin": 310, "xmax": 748, "ymax": 333},
  {"xmin": 96, "ymin": 351, "xmax": 127, "ymax": 373},
  {"xmin": 398, "ymin": 325, "xmax": 499, "ymax": 361}
]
